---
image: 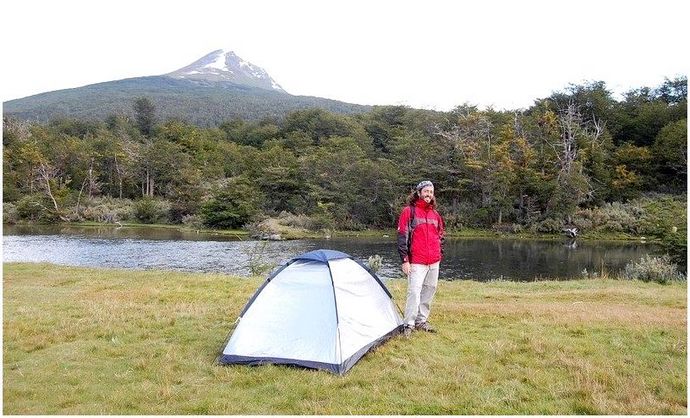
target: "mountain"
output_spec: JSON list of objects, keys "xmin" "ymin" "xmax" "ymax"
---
[
  {"xmin": 167, "ymin": 49, "xmax": 286, "ymax": 93},
  {"xmin": 3, "ymin": 50, "xmax": 370, "ymax": 126}
]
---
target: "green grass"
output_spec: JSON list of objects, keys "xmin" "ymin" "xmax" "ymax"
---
[{"xmin": 3, "ymin": 263, "xmax": 686, "ymax": 414}]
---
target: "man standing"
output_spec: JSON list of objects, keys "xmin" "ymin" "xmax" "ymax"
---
[{"xmin": 397, "ymin": 180, "xmax": 444, "ymax": 337}]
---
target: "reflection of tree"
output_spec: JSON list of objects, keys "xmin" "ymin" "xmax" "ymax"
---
[{"xmin": 446, "ymin": 238, "xmax": 657, "ymax": 281}]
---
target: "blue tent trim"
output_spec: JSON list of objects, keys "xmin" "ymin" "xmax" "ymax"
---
[{"xmin": 292, "ymin": 249, "xmax": 349, "ymax": 263}]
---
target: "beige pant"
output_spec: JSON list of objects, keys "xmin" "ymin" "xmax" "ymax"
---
[{"xmin": 403, "ymin": 262, "xmax": 440, "ymax": 326}]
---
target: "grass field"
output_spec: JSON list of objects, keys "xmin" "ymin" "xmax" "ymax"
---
[{"xmin": 3, "ymin": 262, "xmax": 686, "ymax": 414}]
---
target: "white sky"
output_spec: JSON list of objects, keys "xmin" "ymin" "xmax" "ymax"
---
[{"xmin": 1, "ymin": 0, "xmax": 688, "ymax": 111}]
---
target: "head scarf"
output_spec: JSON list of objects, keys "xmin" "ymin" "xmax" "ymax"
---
[{"xmin": 416, "ymin": 180, "xmax": 434, "ymax": 191}]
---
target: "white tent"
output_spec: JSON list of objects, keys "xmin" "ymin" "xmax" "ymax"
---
[{"xmin": 218, "ymin": 249, "xmax": 403, "ymax": 374}]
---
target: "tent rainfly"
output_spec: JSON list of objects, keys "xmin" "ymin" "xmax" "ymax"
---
[{"xmin": 218, "ymin": 249, "xmax": 403, "ymax": 374}]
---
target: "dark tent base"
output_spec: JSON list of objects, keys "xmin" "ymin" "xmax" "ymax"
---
[{"xmin": 218, "ymin": 326, "xmax": 402, "ymax": 375}]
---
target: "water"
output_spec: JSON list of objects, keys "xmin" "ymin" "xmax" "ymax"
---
[{"xmin": 2, "ymin": 225, "xmax": 659, "ymax": 281}]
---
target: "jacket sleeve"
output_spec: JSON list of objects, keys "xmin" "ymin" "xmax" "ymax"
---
[{"xmin": 396, "ymin": 206, "xmax": 411, "ymax": 263}]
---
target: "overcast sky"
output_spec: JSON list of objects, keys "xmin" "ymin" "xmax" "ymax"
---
[{"xmin": 2, "ymin": 0, "xmax": 688, "ymax": 111}]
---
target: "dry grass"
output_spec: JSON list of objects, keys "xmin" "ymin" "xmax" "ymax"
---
[{"xmin": 3, "ymin": 262, "xmax": 687, "ymax": 414}]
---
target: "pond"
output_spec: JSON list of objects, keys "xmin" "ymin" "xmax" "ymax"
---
[{"xmin": 2, "ymin": 225, "xmax": 658, "ymax": 281}]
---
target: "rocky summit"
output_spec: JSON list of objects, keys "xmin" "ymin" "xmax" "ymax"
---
[{"xmin": 166, "ymin": 49, "xmax": 286, "ymax": 93}]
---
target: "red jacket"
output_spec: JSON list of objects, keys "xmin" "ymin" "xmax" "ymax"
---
[{"xmin": 397, "ymin": 200, "xmax": 444, "ymax": 265}]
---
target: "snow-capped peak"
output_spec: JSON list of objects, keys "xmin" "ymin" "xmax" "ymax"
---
[
  {"xmin": 167, "ymin": 49, "xmax": 286, "ymax": 93},
  {"xmin": 205, "ymin": 50, "xmax": 230, "ymax": 71}
]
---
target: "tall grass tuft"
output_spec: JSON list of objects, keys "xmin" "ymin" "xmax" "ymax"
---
[
  {"xmin": 622, "ymin": 254, "xmax": 685, "ymax": 284},
  {"xmin": 367, "ymin": 254, "xmax": 383, "ymax": 273}
]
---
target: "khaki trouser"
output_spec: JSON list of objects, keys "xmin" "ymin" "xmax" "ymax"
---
[{"xmin": 403, "ymin": 262, "xmax": 440, "ymax": 326}]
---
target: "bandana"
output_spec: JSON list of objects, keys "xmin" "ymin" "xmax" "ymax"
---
[{"xmin": 416, "ymin": 180, "xmax": 434, "ymax": 191}]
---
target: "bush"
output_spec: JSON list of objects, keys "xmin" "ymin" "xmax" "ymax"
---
[
  {"xmin": 491, "ymin": 223, "xmax": 523, "ymax": 234},
  {"xmin": 168, "ymin": 199, "xmax": 202, "ymax": 224},
  {"xmin": 132, "ymin": 197, "xmax": 171, "ymax": 224},
  {"xmin": 181, "ymin": 214, "xmax": 204, "ymax": 229},
  {"xmin": 367, "ymin": 255, "xmax": 383, "ymax": 273},
  {"xmin": 80, "ymin": 197, "xmax": 134, "ymax": 223},
  {"xmin": 15, "ymin": 194, "xmax": 53, "ymax": 222},
  {"xmin": 200, "ymin": 178, "xmax": 263, "ymax": 229},
  {"xmin": 472, "ymin": 207, "xmax": 492, "ymax": 227},
  {"xmin": 308, "ymin": 202, "xmax": 336, "ymax": 231},
  {"xmin": 442, "ymin": 212, "xmax": 465, "ymax": 230},
  {"xmin": 571, "ymin": 216, "xmax": 593, "ymax": 232},
  {"xmin": 533, "ymin": 218, "xmax": 563, "ymax": 233},
  {"xmin": 635, "ymin": 194, "xmax": 687, "ymax": 272},
  {"xmin": 573, "ymin": 202, "xmax": 642, "ymax": 234},
  {"xmin": 621, "ymin": 254, "xmax": 685, "ymax": 284},
  {"xmin": 277, "ymin": 211, "xmax": 320, "ymax": 231},
  {"xmin": 244, "ymin": 241, "xmax": 276, "ymax": 276},
  {"xmin": 3, "ymin": 203, "xmax": 18, "ymax": 224}
]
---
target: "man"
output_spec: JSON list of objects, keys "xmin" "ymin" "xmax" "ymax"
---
[{"xmin": 397, "ymin": 180, "xmax": 444, "ymax": 338}]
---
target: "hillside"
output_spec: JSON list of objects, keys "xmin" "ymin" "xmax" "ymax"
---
[{"xmin": 3, "ymin": 76, "xmax": 370, "ymax": 126}]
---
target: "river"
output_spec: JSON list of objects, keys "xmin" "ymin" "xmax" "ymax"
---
[{"xmin": 2, "ymin": 225, "xmax": 658, "ymax": 281}]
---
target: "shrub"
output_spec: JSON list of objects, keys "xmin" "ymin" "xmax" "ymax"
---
[
  {"xmin": 244, "ymin": 241, "xmax": 276, "ymax": 276},
  {"xmin": 472, "ymin": 207, "xmax": 492, "ymax": 227},
  {"xmin": 181, "ymin": 214, "xmax": 204, "ymax": 229},
  {"xmin": 533, "ymin": 218, "xmax": 563, "ymax": 233},
  {"xmin": 15, "ymin": 194, "xmax": 53, "ymax": 222},
  {"xmin": 200, "ymin": 178, "xmax": 263, "ymax": 229},
  {"xmin": 277, "ymin": 211, "xmax": 319, "ymax": 231},
  {"xmin": 168, "ymin": 199, "xmax": 202, "ymax": 224},
  {"xmin": 245, "ymin": 218, "xmax": 283, "ymax": 239},
  {"xmin": 573, "ymin": 202, "xmax": 642, "ymax": 234},
  {"xmin": 571, "ymin": 216, "xmax": 593, "ymax": 232},
  {"xmin": 441, "ymin": 212, "xmax": 465, "ymax": 230},
  {"xmin": 367, "ymin": 255, "xmax": 383, "ymax": 273},
  {"xmin": 635, "ymin": 194, "xmax": 687, "ymax": 272},
  {"xmin": 3, "ymin": 203, "xmax": 18, "ymax": 224},
  {"xmin": 133, "ymin": 197, "xmax": 171, "ymax": 224},
  {"xmin": 80, "ymin": 197, "xmax": 134, "ymax": 223},
  {"xmin": 621, "ymin": 254, "xmax": 685, "ymax": 284},
  {"xmin": 491, "ymin": 223, "xmax": 523, "ymax": 234},
  {"xmin": 310, "ymin": 212, "xmax": 336, "ymax": 231},
  {"xmin": 308, "ymin": 202, "xmax": 336, "ymax": 231}
]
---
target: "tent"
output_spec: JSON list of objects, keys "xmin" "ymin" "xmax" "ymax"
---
[{"xmin": 218, "ymin": 249, "xmax": 403, "ymax": 374}]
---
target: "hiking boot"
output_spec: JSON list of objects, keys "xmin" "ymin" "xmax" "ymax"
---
[
  {"xmin": 402, "ymin": 325, "xmax": 413, "ymax": 338},
  {"xmin": 415, "ymin": 321, "xmax": 436, "ymax": 333}
]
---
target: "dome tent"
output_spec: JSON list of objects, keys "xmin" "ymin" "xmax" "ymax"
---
[{"xmin": 218, "ymin": 249, "xmax": 403, "ymax": 375}]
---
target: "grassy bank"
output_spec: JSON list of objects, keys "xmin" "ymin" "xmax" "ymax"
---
[{"xmin": 3, "ymin": 263, "xmax": 686, "ymax": 414}]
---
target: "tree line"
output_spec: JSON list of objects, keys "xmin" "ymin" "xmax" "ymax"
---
[{"xmin": 3, "ymin": 77, "xmax": 686, "ymax": 237}]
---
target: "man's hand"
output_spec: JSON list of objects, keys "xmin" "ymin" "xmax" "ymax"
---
[{"xmin": 402, "ymin": 261, "xmax": 410, "ymax": 276}]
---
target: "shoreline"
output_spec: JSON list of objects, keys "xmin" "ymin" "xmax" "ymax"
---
[{"xmin": 3, "ymin": 221, "xmax": 653, "ymax": 243}]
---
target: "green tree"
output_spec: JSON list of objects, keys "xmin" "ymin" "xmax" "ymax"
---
[
  {"xmin": 610, "ymin": 143, "xmax": 652, "ymax": 200},
  {"xmin": 133, "ymin": 97, "xmax": 156, "ymax": 137},
  {"xmin": 254, "ymin": 141, "xmax": 304, "ymax": 213},
  {"xmin": 200, "ymin": 177, "xmax": 264, "ymax": 229},
  {"xmin": 652, "ymin": 118, "xmax": 687, "ymax": 192}
]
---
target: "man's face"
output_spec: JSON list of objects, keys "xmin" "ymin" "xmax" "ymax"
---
[{"xmin": 419, "ymin": 186, "xmax": 434, "ymax": 203}]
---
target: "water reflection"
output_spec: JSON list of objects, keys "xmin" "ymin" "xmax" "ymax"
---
[{"xmin": 2, "ymin": 225, "xmax": 659, "ymax": 281}]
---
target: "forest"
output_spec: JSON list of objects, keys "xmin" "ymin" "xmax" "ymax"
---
[{"xmin": 3, "ymin": 77, "xmax": 687, "ymax": 265}]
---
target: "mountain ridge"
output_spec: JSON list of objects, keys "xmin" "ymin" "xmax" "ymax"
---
[{"xmin": 3, "ymin": 50, "xmax": 371, "ymax": 126}]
